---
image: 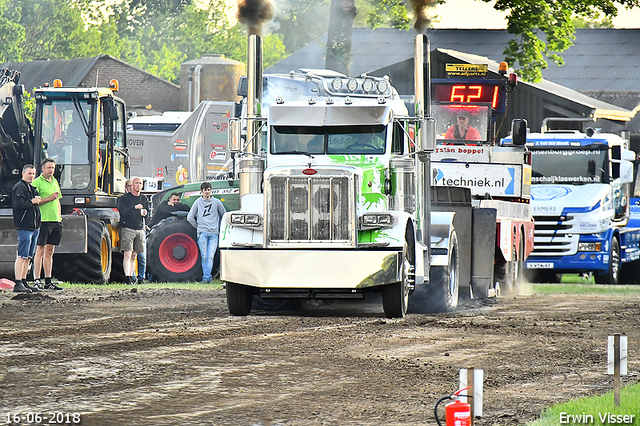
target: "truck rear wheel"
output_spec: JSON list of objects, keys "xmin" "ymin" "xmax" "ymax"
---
[
  {"xmin": 55, "ymin": 219, "xmax": 112, "ymax": 284},
  {"xmin": 595, "ymin": 236, "xmax": 620, "ymax": 285},
  {"xmin": 147, "ymin": 217, "xmax": 202, "ymax": 282},
  {"xmin": 226, "ymin": 282, "xmax": 253, "ymax": 316},
  {"xmin": 411, "ymin": 231, "xmax": 459, "ymax": 313}
]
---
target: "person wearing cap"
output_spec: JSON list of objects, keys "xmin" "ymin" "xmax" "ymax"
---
[{"xmin": 445, "ymin": 110, "xmax": 481, "ymax": 141}]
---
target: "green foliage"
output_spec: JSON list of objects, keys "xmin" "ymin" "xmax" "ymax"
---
[
  {"xmin": 530, "ymin": 282, "xmax": 640, "ymax": 296},
  {"xmin": 573, "ymin": 15, "xmax": 614, "ymax": 28},
  {"xmin": 366, "ymin": 0, "xmax": 411, "ymax": 30},
  {"xmin": 0, "ymin": 0, "xmax": 25, "ymax": 61},
  {"xmin": 22, "ymin": 90, "xmax": 35, "ymax": 122},
  {"xmin": 271, "ymin": 0, "xmax": 331, "ymax": 53},
  {"xmin": 527, "ymin": 382, "xmax": 640, "ymax": 426},
  {"xmin": 496, "ymin": 0, "xmax": 640, "ymax": 81},
  {"xmin": 0, "ymin": 0, "xmax": 286, "ymax": 85}
]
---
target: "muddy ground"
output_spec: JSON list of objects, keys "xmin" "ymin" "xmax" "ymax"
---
[{"xmin": 1, "ymin": 285, "xmax": 639, "ymax": 426}]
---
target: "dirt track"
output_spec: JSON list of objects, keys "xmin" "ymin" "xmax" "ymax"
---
[{"xmin": 1, "ymin": 286, "xmax": 639, "ymax": 426}]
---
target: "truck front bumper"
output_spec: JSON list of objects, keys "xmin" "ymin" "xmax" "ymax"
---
[
  {"xmin": 525, "ymin": 252, "xmax": 609, "ymax": 274},
  {"xmin": 221, "ymin": 249, "xmax": 401, "ymax": 289}
]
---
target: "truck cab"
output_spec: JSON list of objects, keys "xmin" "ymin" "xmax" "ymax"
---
[{"xmin": 520, "ymin": 128, "xmax": 637, "ymax": 284}]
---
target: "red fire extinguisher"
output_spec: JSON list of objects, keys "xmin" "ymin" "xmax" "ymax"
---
[{"xmin": 434, "ymin": 387, "xmax": 472, "ymax": 426}]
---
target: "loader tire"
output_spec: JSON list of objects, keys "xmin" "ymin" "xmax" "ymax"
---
[
  {"xmin": 147, "ymin": 217, "xmax": 201, "ymax": 282},
  {"xmin": 55, "ymin": 219, "xmax": 112, "ymax": 284}
]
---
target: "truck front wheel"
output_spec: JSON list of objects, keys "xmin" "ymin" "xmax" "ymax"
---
[
  {"xmin": 383, "ymin": 238, "xmax": 414, "ymax": 318},
  {"xmin": 595, "ymin": 237, "xmax": 620, "ymax": 285},
  {"xmin": 227, "ymin": 282, "xmax": 253, "ymax": 316}
]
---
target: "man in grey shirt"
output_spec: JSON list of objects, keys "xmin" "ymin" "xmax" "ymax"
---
[{"xmin": 187, "ymin": 181, "xmax": 226, "ymax": 283}]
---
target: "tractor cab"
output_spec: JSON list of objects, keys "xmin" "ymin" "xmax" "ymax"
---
[{"xmin": 33, "ymin": 79, "xmax": 128, "ymax": 205}]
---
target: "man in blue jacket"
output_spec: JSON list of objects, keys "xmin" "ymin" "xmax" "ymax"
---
[
  {"xmin": 12, "ymin": 164, "xmax": 42, "ymax": 293},
  {"xmin": 187, "ymin": 181, "xmax": 226, "ymax": 283}
]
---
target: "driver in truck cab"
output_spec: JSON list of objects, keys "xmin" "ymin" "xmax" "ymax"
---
[{"xmin": 445, "ymin": 110, "xmax": 481, "ymax": 141}]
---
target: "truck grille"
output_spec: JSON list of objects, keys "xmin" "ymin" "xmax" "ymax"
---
[
  {"xmin": 531, "ymin": 214, "xmax": 578, "ymax": 255},
  {"xmin": 268, "ymin": 176, "xmax": 352, "ymax": 243}
]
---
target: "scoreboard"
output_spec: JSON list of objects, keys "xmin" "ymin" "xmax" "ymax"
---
[{"xmin": 432, "ymin": 78, "xmax": 507, "ymax": 114}]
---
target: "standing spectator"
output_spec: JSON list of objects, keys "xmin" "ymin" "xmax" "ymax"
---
[
  {"xmin": 12, "ymin": 164, "xmax": 42, "ymax": 293},
  {"xmin": 32, "ymin": 158, "xmax": 63, "ymax": 291},
  {"xmin": 187, "ymin": 182, "xmax": 226, "ymax": 283},
  {"xmin": 123, "ymin": 180, "xmax": 147, "ymax": 283},
  {"xmin": 147, "ymin": 192, "xmax": 190, "ymax": 229},
  {"xmin": 117, "ymin": 177, "xmax": 148, "ymax": 285}
]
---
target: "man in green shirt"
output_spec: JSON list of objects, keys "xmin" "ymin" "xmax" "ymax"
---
[{"xmin": 32, "ymin": 158, "xmax": 63, "ymax": 291}]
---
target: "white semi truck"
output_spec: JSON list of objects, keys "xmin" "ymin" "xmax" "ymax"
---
[{"xmin": 218, "ymin": 34, "xmax": 528, "ymax": 317}]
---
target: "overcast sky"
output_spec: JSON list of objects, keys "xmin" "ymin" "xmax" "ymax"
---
[{"xmin": 430, "ymin": 0, "xmax": 640, "ymax": 29}]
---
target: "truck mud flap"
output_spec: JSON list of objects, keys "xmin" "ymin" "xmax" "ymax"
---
[{"xmin": 471, "ymin": 208, "xmax": 497, "ymax": 297}]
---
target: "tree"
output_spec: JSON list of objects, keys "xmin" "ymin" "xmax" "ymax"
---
[
  {"xmin": 0, "ymin": 0, "xmax": 26, "ymax": 61},
  {"xmin": 482, "ymin": 0, "xmax": 640, "ymax": 81},
  {"xmin": 320, "ymin": 0, "xmax": 639, "ymax": 81},
  {"xmin": 0, "ymin": 0, "xmax": 286, "ymax": 84}
]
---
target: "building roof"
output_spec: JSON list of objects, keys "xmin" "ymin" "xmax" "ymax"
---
[
  {"xmin": 0, "ymin": 57, "xmax": 99, "ymax": 92},
  {"xmin": 0, "ymin": 54, "xmax": 178, "ymax": 93},
  {"xmin": 267, "ymin": 28, "xmax": 640, "ymax": 93},
  {"xmin": 266, "ymin": 27, "xmax": 639, "ymax": 123},
  {"xmin": 542, "ymin": 28, "xmax": 640, "ymax": 92}
]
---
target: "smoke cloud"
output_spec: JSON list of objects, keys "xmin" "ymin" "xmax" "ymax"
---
[
  {"xmin": 410, "ymin": 0, "xmax": 438, "ymax": 32},
  {"xmin": 237, "ymin": 0, "xmax": 274, "ymax": 36}
]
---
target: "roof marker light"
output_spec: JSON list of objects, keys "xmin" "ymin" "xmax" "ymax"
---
[
  {"xmin": 499, "ymin": 62, "xmax": 508, "ymax": 76},
  {"xmin": 53, "ymin": 79, "xmax": 63, "ymax": 88}
]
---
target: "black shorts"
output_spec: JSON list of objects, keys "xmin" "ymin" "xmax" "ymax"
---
[{"xmin": 37, "ymin": 221, "xmax": 63, "ymax": 246}]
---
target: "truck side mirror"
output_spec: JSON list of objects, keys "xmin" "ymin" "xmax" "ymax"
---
[
  {"xmin": 420, "ymin": 117, "xmax": 436, "ymax": 152},
  {"xmin": 228, "ymin": 118, "xmax": 242, "ymax": 152},
  {"xmin": 618, "ymin": 160, "xmax": 634, "ymax": 184},
  {"xmin": 511, "ymin": 119, "xmax": 527, "ymax": 146}
]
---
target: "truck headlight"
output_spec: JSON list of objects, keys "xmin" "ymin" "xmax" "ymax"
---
[
  {"xmin": 578, "ymin": 242, "xmax": 602, "ymax": 252},
  {"xmin": 231, "ymin": 213, "xmax": 262, "ymax": 227}
]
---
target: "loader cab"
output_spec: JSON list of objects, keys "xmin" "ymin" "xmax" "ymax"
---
[{"xmin": 34, "ymin": 84, "xmax": 129, "ymax": 200}]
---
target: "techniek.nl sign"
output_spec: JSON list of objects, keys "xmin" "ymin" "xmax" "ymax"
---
[{"xmin": 431, "ymin": 163, "xmax": 519, "ymax": 197}]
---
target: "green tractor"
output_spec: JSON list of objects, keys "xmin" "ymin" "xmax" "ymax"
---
[{"xmin": 146, "ymin": 180, "xmax": 239, "ymax": 282}]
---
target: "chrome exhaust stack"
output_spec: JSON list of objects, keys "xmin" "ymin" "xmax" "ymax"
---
[
  {"xmin": 239, "ymin": 34, "xmax": 265, "ymax": 199},
  {"xmin": 414, "ymin": 34, "xmax": 434, "ymax": 248}
]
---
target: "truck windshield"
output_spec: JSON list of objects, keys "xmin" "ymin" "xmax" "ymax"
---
[
  {"xmin": 530, "ymin": 147, "xmax": 609, "ymax": 184},
  {"xmin": 40, "ymin": 99, "xmax": 94, "ymax": 190},
  {"xmin": 272, "ymin": 125, "xmax": 386, "ymax": 155}
]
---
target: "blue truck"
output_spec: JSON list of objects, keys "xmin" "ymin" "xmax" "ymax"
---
[{"xmin": 505, "ymin": 124, "xmax": 640, "ymax": 284}]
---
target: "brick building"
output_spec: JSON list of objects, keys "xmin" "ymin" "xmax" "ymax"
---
[{"xmin": 0, "ymin": 55, "xmax": 180, "ymax": 116}]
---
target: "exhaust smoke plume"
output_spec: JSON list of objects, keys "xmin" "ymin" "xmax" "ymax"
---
[
  {"xmin": 237, "ymin": 0, "xmax": 274, "ymax": 36},
  {"xmin": 410, "ymin": 0, "xmax": 438, "ymax": 32}
]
